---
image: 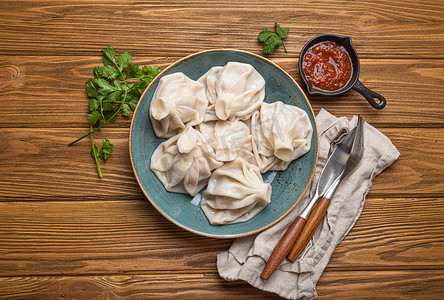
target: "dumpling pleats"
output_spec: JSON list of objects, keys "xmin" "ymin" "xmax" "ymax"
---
[
  {"xmin": 251, "ymin": 101, "xmax": 313, "ymax": 172},
  {"xmin": 201, "ymin": 158, "xmax": 272, "ymax": 225},
  {"xmin": 150, "ymin": 73, "xmax": 208, "ymax": 138},
  {"xmin": 196, "ymin": 120, "xmax": 256, "ymax": 165},
  {"xmin": 151, "ymin": 126, "xmax": 223, "ymax": 196},
  {"xmin": 197, "ymin": 62, "xmax": 265, "ymax": 121}
]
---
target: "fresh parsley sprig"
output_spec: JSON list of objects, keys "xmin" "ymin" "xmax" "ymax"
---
[
  {"xmin": 258, "ymin": 23, "xmax": 290, "ymax": 54},
  {"xmin": 68, "ymin": 46, "xmax": 160, "ymax": 177}
]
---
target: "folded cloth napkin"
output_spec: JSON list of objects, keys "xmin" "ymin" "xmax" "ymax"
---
[{"xmin": 217, "ymin": 109, "xmax": 400, "ymax": 300}]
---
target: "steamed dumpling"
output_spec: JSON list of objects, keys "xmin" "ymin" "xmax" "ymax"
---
[
  {"xmin": 197, "ymin": 66, "xmax": 223, "ymax": 122},
  {"xmin": 197, "ymin": 62, "xmax": 266, "ymax": 121},
  {"xmin": 196, "ymin": 120, "xmax": 256, "ymax": 164},
  {"xmin": 195, "ymin": 121, "xmax": 217, "ymax": 151},
  {"xmin": 197, "ymin": 66, "xmax": 222, "ymax": 103},
  {"xmin": 201, "ymin": 158, "xmax": 272, "ymax": 225},
  {"xmin": 150, "ymin": 72, "xmax": 208, "ymax": 138},
  {"xmin": 150, "ymin": 126, "xmax": 223, "ymax": 196},
  {"xmin": 214, "ymin": 120, "xmax": 254, "ymax": 163},
  {"xmin": 251, "ymin": 101, "xmax": 313, "ymax": 172}
]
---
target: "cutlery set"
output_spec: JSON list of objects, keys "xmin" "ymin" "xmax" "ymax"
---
[{"xmin": 261, "ymin": 116, "xmax": 365, "ymax": 280}]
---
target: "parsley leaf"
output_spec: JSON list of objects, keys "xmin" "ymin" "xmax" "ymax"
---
[
  {"xmin": 69, "ymin": 47, "xmax": 160, "ymax": 177},
  {"xmin": 275, "ymin": 23, "xmax": 289, "ymax": 39},
  {"xmin": 141, "ymin": 65, "xmax": 159, "ymax": 78},
  {"xmin": 257, "ymin": 29, "xmax": 276, "ymax": 43},
  {"xmin": 262, "ymin": 34, "xmax": 283, "ymax": 54},
  {"xmin": 121, "ymin": 103, "xmax": 131, "ymax": 117},
  {"xmin": 98, "ymin": 139, "xmax": 114, "ymax": 161},
  {"xmin": 102, "ymin": 101, "xmax": 116, "ymax": 111},
  {"xmin": 257, "ymin": 23, "xmax": 289, "ymax": 54},
  {"xmin": 95, "ymin": 78, "xmax": 117, "ymax": 95},
  {"xmin": 130, "ymin": 64, "xmax": 140, "ymax": 77},
  {"xmin": 113, "ymin": 80, "xmax": 123, "ymax": 91},
  {"xmin": 101, "ymin": 46, "xmax": 116, "ymax": 65},
  {"xmin": 103, "ymin": 110, "xmax": 117, "ymax": 123},
  {"xmin": 117, "ymin": 51, "xmax": 132, "ymax": 71},
  {"xmin": 88, "ymin": 98, "xmax": 100, "ymax": 111},
  {"xmin": 128, "ymin": 99, "xmax": 138, "ymax": 111},
  {"xmin": 106, "ymin": 90, "xmax": 123, "ymax": 103},
  {"xmin": 99, "ymin": 65, "xmax": 119, "ymax": 79},
  {"xmin": 93, "ymin": 67, "xmax": 102, "ymax": 79},
  {"xmin": 87, "ymin": 111, "xmax": 101, "ymax": 125},
  {"xmin": 86, "ymin": 79, "xmax": 100, "ymax": 98}
]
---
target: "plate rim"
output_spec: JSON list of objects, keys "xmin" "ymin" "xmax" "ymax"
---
[{"xmin": 129, "ymin": 48, "xmax": 319, "ymax": 238}]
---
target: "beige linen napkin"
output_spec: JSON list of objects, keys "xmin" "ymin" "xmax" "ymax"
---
[{"xmin": 217, "ymin": 109, "xmax": 400, "ymax": 300}]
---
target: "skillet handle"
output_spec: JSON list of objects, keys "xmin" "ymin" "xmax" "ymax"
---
[
  {"xmin": 352, "ymin": 80, "xmax": 386, "ymax": 109},
  {"xmin": 287, "ymin": 197, "xmax": 331, "ymax": 261}
]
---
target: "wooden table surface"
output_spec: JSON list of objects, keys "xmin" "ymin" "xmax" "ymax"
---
[{"xmin": 0, "ymin": 0, "xmax": 443, "ymax": 299}]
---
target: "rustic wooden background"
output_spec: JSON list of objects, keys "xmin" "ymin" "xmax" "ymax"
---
[{"xmin": 0, "ymin": 0, "xmax": 443, "ymax": 299}]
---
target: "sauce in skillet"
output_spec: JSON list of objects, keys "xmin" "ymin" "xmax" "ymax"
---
[{"xmin": 302, "ymin": 41, "xmax": 352, "ymax": 91}]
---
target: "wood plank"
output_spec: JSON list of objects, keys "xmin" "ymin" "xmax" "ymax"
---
[
  {"xmin": 0, "ymin": 0, "xmax": 443, "ymax": 58},
  {"xmin": 317, "ymin": 270, "xmax": 444, "ymax": 299},
  {"xmin": 0, "ymin": 127, "xmax": 442, "ymax": 199},
  {"xmin": 0, "ymin": 270, "xmax": 442, "ymax": 299},
  {"xmin": 0, "ymin": 197, "xmax": 442, "ymax": 276},
  {"xmin": 0, "ymin": 273, "xmax": 281, "ymax": 299},
  {"xmin": 0, "ymin": 56, "xmax": 443, "ymax": 127},
  {"xmin": 331, "ymin": 198, "xmax": 444, "ymax": 270}
]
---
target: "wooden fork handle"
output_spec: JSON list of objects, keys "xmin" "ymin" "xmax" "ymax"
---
[
  {"xmin": 287, "ymin": 197, "xmax": 331, "ymax": 261},
  {"xmin": 260, "ymin": 216, "xmax": 306, "ymax": 280}
]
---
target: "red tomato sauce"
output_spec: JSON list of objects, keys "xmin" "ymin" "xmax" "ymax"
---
[{"xmin": 302, "ymin": 41, "xmax": 352, "ymax": 91}]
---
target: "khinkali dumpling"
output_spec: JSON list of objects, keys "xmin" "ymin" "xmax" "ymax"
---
[
  {"xmin": 150, "ymin": 126, "xmax": 223, "ymax": 196},
  {"xmin": 198, "ymin": 62, "xmax": 266, "ymax": 121},
  {"xmin": 251, "ymin": 101, "xmax": 313, "ymax": 172},
  {"xmin": 195, "ymin": 121, "xmax": 217, "ymax": 151},
  {"xmin": 197, "ymin": 66, "xmax": 222, "ymax": 104},
  {"xmin": 196, "ymin": 120, "xmax": 255, "ymax": 164},
  {"xmin": 150, "ymin": 72, "xmax": 208, "ymax": 138},
  {"xmin": 201, "ymin": 158, "xmax": 272, "ymax": 225},
  {"xmin": 197, "ymin": 66, "xmax": 223, "ymax": 122}
]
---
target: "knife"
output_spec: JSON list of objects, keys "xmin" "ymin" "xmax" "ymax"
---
[
  {"xmin": 287, "ymin": 116, "xmax": 364, "ymax": 261},
  {"xmin": 260, "ymin": 116, "xmax": 364, "ymax": 280}
]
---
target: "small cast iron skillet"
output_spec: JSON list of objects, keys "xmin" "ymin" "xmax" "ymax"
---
[{"xmin": 299, "ymin": 34, "xmax": 386, "ymax": 109}]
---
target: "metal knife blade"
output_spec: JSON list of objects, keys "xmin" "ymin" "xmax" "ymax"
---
[
  {"xmin": 323, "ymin": 116, "xmax": 365, "ymax": 200},
  {"xmin": 299, "ymin": 126, "xmax": 358, "ymax": 220},
  {"xmin": 317, "ymin": 127, "xmax": 358, "ymax": 196}
]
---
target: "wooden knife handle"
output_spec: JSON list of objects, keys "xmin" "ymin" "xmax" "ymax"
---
[
  {"xmin": 260, "ymin": 216, "xmax": 306, "ymax": 280},
  {"xmin": 287, "ymin": 197, "xmax": 331, "ymax": 262}
]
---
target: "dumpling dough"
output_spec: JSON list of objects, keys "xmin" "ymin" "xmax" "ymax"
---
[
  {"xmin": 251, "ymin": 101, "xmax": 313, "ymax": 172},
  {"xmin": 196, "ymin": 120, "xmax": 255, "ymax": 164},
  {"xmin": 195, "ymin": 121, "xmax": 217, "ymax": 151},
  {"xmin": 150, "ymin": 72, "xmax": 208, "ymax": 138},
  {"xmin": 197, "ymin": 66, "xmax": 222, "ymax": 122},
  {"xmin": 197, "ymin": 62, "xmax": 266, "ymax": 121},
  {"xmin": 197, "ymin": 66, "xmax": 222, "ymax": 104},
  {"xmin": 150, "ymin": 126, "xmax": 223, "ymax": 196},
  {"xmin": 201, "ymin": 158, "xmax": 272, "ymax": 225}
]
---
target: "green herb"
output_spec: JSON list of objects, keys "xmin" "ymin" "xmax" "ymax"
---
[
  {"xmin": 90, "ymin": 139, "xmax": 114, "ymax": 162},
  {"xmin": 257, "ymin": 23, "xmax": 289, "ymax": 54},
  {"xmin": 98, "ymin": 139, "xmax": 114, "ymax": 161},
  {"xmin": 69, "ymin": 46, "xmax": 160, "ymax": 177}
]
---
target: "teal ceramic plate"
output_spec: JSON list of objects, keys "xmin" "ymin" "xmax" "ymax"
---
[{"xmin": 129, "ymin": 49, "xmax": 318, "ymax": 238}]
